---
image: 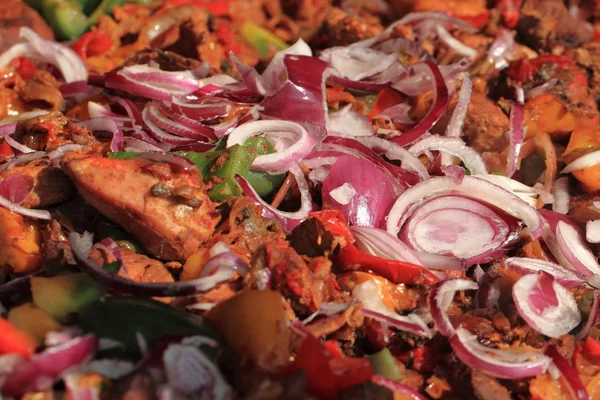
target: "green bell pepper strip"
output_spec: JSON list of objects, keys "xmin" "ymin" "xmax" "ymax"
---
[
  {"xmin": 87, "ymin": 0, "xmax": 125, "ymax": 26},
  {"xmin": 208, "ymin": 144, "xmax": 255, "ymax": 201},
  {"xmin": 239, "ymin": 21, "xmax": 288, "ymax": 60},
  {"xmin": 366, "ymin": 348, "xmax": 404, "ymax": 381},
  {"xmin": 41, "ymin": 0, "xmax": 89, "ymax": 40}
]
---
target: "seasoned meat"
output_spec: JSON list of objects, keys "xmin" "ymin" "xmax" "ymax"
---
[
  {"xmin": 470, "ymin": 370, "xmax": 512, "ymax": 400},
  {"xmin": 61, "ymin": 154, "xmax": 220, "ymax": 261},
  {"xmin": 518, "ymin": 0, "xmax": 593, "ymax": 51},
  {"xmin": 15, "ymin": 111, "xmax": 99, "ymax": 151},
  {"xmin": 119, "ymin": 48, "xmax": 205, "ymax": 72},
  {"xmin": 461, "ymin": 92, "xmax": 510, "ymax": 154},
  {"xmin": 568, "ymin": 191, "xmax": 600, "ymax": 223},
  {"xmin": 1, "ymin": 160, "xmax": 74, "ymax": 208},
  {"xmin": 318, "ymin": 7, "xmax": 382, "ymax": 47},
  {"xmin": 19, "ymin": 71, "xmax": 63, "ymax": 111},
  {"xmin": 0, "ymin": 0, "xmax": 53, "ymax": 51}
]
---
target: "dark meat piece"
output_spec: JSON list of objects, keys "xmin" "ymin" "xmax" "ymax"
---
[
  {"xmin": 471, "ymin": 370, "xmax": 512, "ymax": 400},
  {"xmin": 0, "ymin": 0, "xmax": 53, "ymax": 51},
  {"xmin": 305, "ymin": 300, "xmax": 364, "ymax": 339},
  {"xmin": 568, "ymin": 191, "xmax": 600, "ymax": 223},
  {"xmin": 289, "ymin": 217, "xmax": 336, "ymax": 258},
  {"xmin": 461, "ymin": 92, "xmax": 509, "ymax": 155},
  {"xmin": 19, "ymin": 71, "xmax": 63, "ymax": 111},
  {"xmin": 1, "ymin": 160, "xmax": 74, "ymax": 208},
  {"xmin": 119, "ymin": 48, "xmax": 205, "ymax": 72},
  {"xmin": 572, "ymin": 42, "xmax": 600, "ymax": 105},
  {"xmin": 15, "ymin": 111, "xmax": 99, "ymax": 152},
  {"xmin": 518, "ymin": 0, "xmax": 593, "ymax": 51},
  {"xmin": 317, "ymin": 7, "xmax": 382, "ymax": 47},
  {"xmin": 61, "ymin": 153, "xmax": 220, "ymax": 261},
  {"xmin": 340, "ymin": 381, "xmax": 393, "ymax": 400},
  {"xmin": 251, "ymin": 241, "xmax": 347, "ymax": 315},
  {"xmin": 40, "ymin": 219, "xmax": 73, "ymax": 268}
]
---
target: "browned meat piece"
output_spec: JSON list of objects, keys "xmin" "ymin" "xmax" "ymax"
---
[
  {"xmin": 340, "ymin": 381, "xmax": 393, "ymax": 400},
  {"xmin": 470, "ymin": 370, "xmax": 512, "ymax": 400},
  {"xmin": 289, "ymin": 216, "xmax": 337, "ymax": 257},
  {"xmin": 0, "ymin": 0, "xmax": 53, "ymax": 51},
  {"xmin": 119, "ymin": 48, "xmax": 205, "ymax": 72},
  {"xmin": 574, "ymin": 42, "xmax": 600, "ymax": 104},
  {"xmin": 61, "ymin": 154, "xmax": 220, "ymax": 261},
  {"xmin": 461, "ymin": 92, "xmax": 509, "ymax": 155},
  {"xmin": 305, "ymin": 302, "xmax": 364, "ymax": 339},
  {"xmin": 0, "ymin": 87, "xmax": 26, "ymax": 120},
  {"xmin": 1, "ymin": 160, "xmax": 74, "ymax": 208},
  {"xmin": 251, "ymin": 241, "xmax": 347, "ymax": 315},
  {"xmin": 317, "ymin": 7, "xmax": 382, "ymax": 47},
  {"xmin": 19, "ymin": 71, "xmax": 63, "ymax": 111},
  {"xmin": 518, "ymin": 0, "xmax": 593, "ymax": 51},
  {"xmin": 568, "ymin": 192, "xmax": 600, "ymax": 223},
  {"xmin": 15, "ymin": 111, "xmax": 99, "ymax": 152}
]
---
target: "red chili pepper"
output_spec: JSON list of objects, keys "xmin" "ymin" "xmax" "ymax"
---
[
  {"xmin": 497, "ymin": 0, "xmax": 521, "ymax": 28},
  {"xmin": 72, "ymin": 30, "xmax": 113, "ymax": 59},
  {"xmin": 394, "ymin": 345, "xmax": 439, "ymax": 373},
  {"xmin": 309, "ymin": 209, "xmax": 353, "ymax": 243},
  {"xmin": 292, "ymin": 334, "xmax": 339, "ymax": 400},
  {"xmin": 0, "ymin": 318, "xmax": 36, "ymax": 359},
  {"xmin": 583, "ymin": 337, "xmax": 600, "ymax": 361},
  {"xmin": 329, "ymin": 357, "xmax": 373, "ymax": 393},
  {"xmin": 324, "ymin": 339, "xmax": 345, "ymax": 360},
  {"xmin": 10, "ymin": 57, "xmax": 37, "ymax": 80},
  {"xmin": 337, "ymin": 243, "xmax": 439, "ymax": 285},
  {"xmin": 364, "ymin": 320, "xmax": 389, "ymax": 351},
  {"xmin": 0, "ymin": 139, "xmax": 13, "ymax": 157},
  {"xmin": 165, "ymin": 0, "xmax": 230, "ymax": 15},
  {"xmin": 369, "ymin": 88, "xmax": 404, "ymax": 120},
  {"xmin": 507, "ymin": 55, "xmax": 576, "ymax": 83}
]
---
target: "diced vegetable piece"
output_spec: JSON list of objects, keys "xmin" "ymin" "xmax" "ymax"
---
[
  {"xmin": 41, "ymin": 0, "xmax": 89, "ymax": 40},
  {"xmin": 31, "ymin": 273, "xmax": 105, "ymax": 320},
  {"xmin": 7, "ymin": 303, "xmax": 63, "ymax": 346},
  {"xmin": 367, "ymin": 348, "xmax": 404, "ymax": 381},
  {"xmin": 239, "ymin": 21, "xmax": 288, "ymax": 59},
  {"xmin": 0, "ymin": 317, "xmax": 37, "ymax": 358},
  {"xmin": 0, "ymin": 207, "xmax": 41, "ymax": 274},
  {"xmin": 523, "ymin": 94, "xmax": 575, "ymax": 139}
]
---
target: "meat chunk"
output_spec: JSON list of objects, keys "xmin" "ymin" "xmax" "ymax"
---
[
  {"xmin": 0, "ymin": 0, "xmax": 53, "ymax": 51},
  {"xmin": 317, "ymin": 7, "xmax": 382, "ymax": 47},
  {"xmin": 461, "ymin": 92, "xmax": 509, "ymax": 154},
  {"xmin": 568, "ymin": 192, "xmax": 600, "ymax": 223},
  {"xmin": 15, "ymin": 111, "xmax": 99, "ymax": 152},
  {"xmin": 518, "ymin": 0, "xmax": 593, "ymax": 51},
  {"xmin": 119, "ymin": 48, "xmax": 205, "ymax": 72},
  {"xmin": 471, "ymin": 370, "xmax": 511, "ymax": 400},
  {"xmin": 61, "ymin": 154, "xmax": 220, "ymax": 261},
  {"xmin": 19, "ymin": 71, "xmax": 63, "ymax": 111},
  {"xmin": 1, "ymin": 160, "xmax": 74, "ymax": 208}
]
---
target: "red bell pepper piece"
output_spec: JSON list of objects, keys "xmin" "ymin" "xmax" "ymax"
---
[
  {"xmin": 394, "ymin": 345, "xmax": 440, "ymax": 373},
  {"xmin": 10, "ymin": 57, "xmax": 37, "ymax": 80},
  {"xmin": 0, "ymin": 139, "xmax": 13, "ymax": 157},
  {"xmin": 0, "ymin": 318, "xmax": 36, "ymax": 359},
  {"xmin": 293, "ymin": 334, "xmax": 339, "ymax": 400},
  {"xmin": 368, "ymin": 88, "xmax": 404, "ymax": 120},
  {"xmin": 72, "ymin": 30, "xmax": 113, "ymax": 59},
  {"xmin": 583, "ymin": 337, "xmax": 600, "ymax": 361},
  {"xmin": 309, "ymin": 209, "xmax": 354, "ymax": 243},
  {"xmin": 330, "ymin": 358, "xmax": 374, "ymax": 393},
  {"xmin": 507, "ymin": 55, "xmax": 576, "ymax": 83},
  {"xmin": 324, "ymin": 339, "xmax": 345, "ymax": 360},
  {"xmin": 337, "ymin": 243, "xmax": 439, "ymax": 285}
]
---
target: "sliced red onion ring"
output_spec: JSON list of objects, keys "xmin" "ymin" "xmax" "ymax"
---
[
  {"xmin": 474, "ymin": 174, "xmax": 538, "ymax": 207},
  {"xmin": 60, "ymin": 81, "xmax": 97, "ymax": 98},
  {"xmin": 449, "ymin": 327, "xmax": 551, "ymax": 379},
  {"xmin": 158, "ymin": 103, "xmax": 215, "ymax": 139},
  {"xmin": 0, "ymin": 27, "xmax": 87, "ymax": 83},
  {"xmin": 355, "ymin": 136, "xmax": 429, "ymax": 180},
  {"xmin": 427, "ymin": 278, "xmax": 479, "ymax": 337},
  {"xmin": 474, "ymin": 272, "xmax": 501, "ymax": 309},
  {"xmin": 142, "ymin": 107, "xmax": 196, "ymax": 146},
  {"xmin": 545, "ymin": 346, "xmax": 591, "ymax": 400},
  {"xmin": 556, "ymin": 220, "xmax": 600, "ymax": 277},
  {"xmin": 320, "ymin": 46, "xmax": 400, "ymax": 81},
  {"xmin": 0, "ymin": 190, "xmax": 51, "ymax": 219},
  {"xmin": 391, "ymin": 61, "xmax": 449, "ymax": 146},
  {"xmin": 0, "ymin": 173, "xmax": 34, "ymax": 205},
  {"xmin": 322, "ymin": 155, "xmax": 396, "ymax": 228},
  {"xmin": 261, "ymin": 55, "xmax": 333, "ymax": 127},
  {"xmin": 1, "ymin": 335, "xmax": 98, "ymax": 397},
  {"xmin": 123, "ymin": 137, "xmax": 164, "ymax": 152},
  {"xmin": 445, "ymin": 73, "xmax": 472, "ymax": 138},
  {"xmin": 76, "ymin": 118, "xmax": 124, "ymax": 152},
  {"xmin": 374, "ymin": 38, "xmax": 434, "ymax": 61},
  {"xmin": 586, "ymin": 220, "xmax": 600, "ymax": 243},
  {"xmin": 504, "ymin": 257, "xmax": 585, "ymax": 288},
  {"xmin": 507, "ymin": 101, "xmax": 525, "ymax": 178},
  {"xmin": 226, "ymin": 120, "xmax": 315, "ymax": 172},
  {"xmin": 552, "ymin": 176, "xmax": 570, "ymax": 214},
  {"xmin": 386, "ymin": 176, "xmax": 543, "ymax": 240},
  {"xmin": 575, "ymin": 290, "xmax": 599, "ymax": 342},
  {"xmin": 0, "ymin": 151, "xmax": 46, "ymax": 172},
  {"xmin": 163, "ymin": 343, "xmax": 233, "ymax": 398},
  {"xmin": 69, "ymin": 232, "xmax": 247, "ymax": 296},
  {"xmin": 561, "ymin": 150, "xmax": 600, "ymax": 174},
  {"xmin": 105, "ymin": 66, "xmax": 197, "ymax": 101},
  {"xmin": 88, "ymin": 102, "xmax": 135, "ymax": 125},
  {"xmin": 170, "ymin": 97, "xmax": 230, "ymax": 121},
  {"xmin": 112, "ymin": 97, "xmax": 142, "ymax": 125},
  {"xmin": 235, "ymin": 164, "xmax": 311, "ymax": 232},
  {"xmin": 122, "ymin": 65, "xmax": 199, "ymax": 92},
  {"xmin": 513, "ymin": 272, "xmax": 581, "ymax": 338},
  {"xmin": 303, "ymin": 300, "xmax": 356, "ymax": 324},
  {"xmin": 354, "ymin": 280, "xmax": 434, "ymax": 338},
  {"xmin": 409, "ymin": 136, "xmax": 487, "ymax": 175},
  {"xmin": 327, "ymin": 104, "xmax": 374, "ymax": 137},
  {"xmin": 371, "ymin": 375, "xmax": 428, "ymax": 400},
  {"xmin": 487, "ymin": 28, "xmax": 518, "ymax": 70},
  {"xmin": 434, "ymin": 25, "xmax": 477, "ymax": 58},
  {"xmin": 146, "ymin": 102, "xmax": 208, "ymax": 140},
  {"xmin": 47, "ymin": 145, "xmax": 84, "ymax": 163},
  {"xmin": 400, "ymin": 195, "xmax": 520, "ymax": 264}
]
